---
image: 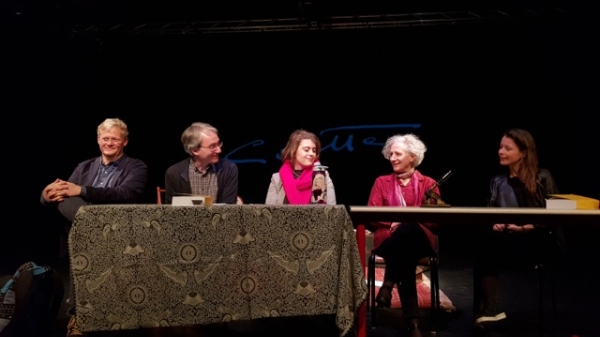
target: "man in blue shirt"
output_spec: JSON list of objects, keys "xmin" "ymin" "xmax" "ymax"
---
[
  {"xmin": 40, "ymin": 117, "xmax": 148, "ymax": 337},
  {"xmin": 41, "ymin": 118, "xmax": 148, "ymax": 221}
]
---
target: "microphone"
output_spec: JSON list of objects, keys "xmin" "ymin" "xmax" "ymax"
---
[
  {"xmin": 433, "ymin": 170, "xmax": 453, "ymax": 190},
  {"xmin": 423, "ymin": 170, "xmax": 452, "ymax": 207}
]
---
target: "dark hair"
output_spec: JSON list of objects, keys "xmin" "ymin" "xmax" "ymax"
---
[{"xmin": 503, "ymin": 128, "xmax": 539, "ymax": 194}]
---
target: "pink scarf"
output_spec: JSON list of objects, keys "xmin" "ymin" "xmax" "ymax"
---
[
  {"xmin": 279, "ymin": 160, "xmax": 313, "ymax": 204},
  {"xmin": 390, "ymin": 170, "xmax": 425, "ymax": 207}
]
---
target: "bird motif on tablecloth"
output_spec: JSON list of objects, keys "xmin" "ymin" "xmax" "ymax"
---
[
  {"xmin": 85, "ymin": 267, "xmax": 113, "ymax": 292},
  {"xmin": 158, "ymin": 264, "xmax": 187, "ymax": 286},
  {"xmin": 193, "ymin": 256, "xmax": 222, "ymax": 283},
  {"xmin": 306, "ymin": 246, "xmax": 334, "ymax": 274},
  {"xmin": 267, "ymin": 251, "xmax": 300, "ymax": 274}
]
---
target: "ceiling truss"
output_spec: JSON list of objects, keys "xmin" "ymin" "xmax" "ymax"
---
[{"xmin": 69, "ymin": 7, "xmax": 566, "ymax": 36}]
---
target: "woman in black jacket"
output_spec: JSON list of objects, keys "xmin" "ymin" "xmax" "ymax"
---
[{"xmin": 473, "ymin": 128, "xmax": 567, "ymax": 330}]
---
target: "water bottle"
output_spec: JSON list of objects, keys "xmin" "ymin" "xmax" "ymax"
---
[{"xmin": 311, "ymin": 161, "xmax": 328, "ymax": 204}]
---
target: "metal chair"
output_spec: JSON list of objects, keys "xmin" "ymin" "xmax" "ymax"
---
[
  {"xmin": 474, "ymin": 227, "xmax": 559, "ymax": 337},
  {"xmin": 366, "ymin": 233, "xmax": 440, "ymax": 332},
  {"xmin": 534, "ymin": 228, "xmax": 560, "ymax": 337}
]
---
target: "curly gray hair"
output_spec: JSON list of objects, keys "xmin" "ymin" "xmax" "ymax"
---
[{"xmin": 381, "ymin": 133, "xmax": 427, "ymax": 167}]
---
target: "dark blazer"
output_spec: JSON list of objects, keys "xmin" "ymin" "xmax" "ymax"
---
[
  {"xmin": 67, "ymin": 155, "xmax": 148, "ymax": 203},
  {"xmin": 40, "ymin": 154, "xmax": 148, "ymax": 207},
  {"xmin": 40, "ymin": 154, "xmax": 148, "ymax": 253},
  {"xmin": 164, "ymin": 158, "xmax": 239, "ymax": 204}
]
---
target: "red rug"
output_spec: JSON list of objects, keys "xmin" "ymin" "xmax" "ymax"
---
[{"xmin": 368, "ymin": 267, "xmax": 456, "ymax": 312}]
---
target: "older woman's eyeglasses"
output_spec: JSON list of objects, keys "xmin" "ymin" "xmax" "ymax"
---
[{"xmin": 200, "ymin": 142, "xmax": 223, "ymax": 151}]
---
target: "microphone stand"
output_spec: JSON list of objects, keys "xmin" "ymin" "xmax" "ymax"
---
[{"xmin": 421, "ymin": 170, "xmax": 452, "ymax": 207}]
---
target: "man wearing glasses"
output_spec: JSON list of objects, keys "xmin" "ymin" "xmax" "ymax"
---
[
  {"xmin": 41, "ymin": 117, "xmax": 148, "ymax": 222},
  {"xmin": 164, "ymin": 122, "xmax": 238, "ymax": 204},
  {"xmin": 40, "ymin": 117, "xmax": 148, "ymax": 336}
]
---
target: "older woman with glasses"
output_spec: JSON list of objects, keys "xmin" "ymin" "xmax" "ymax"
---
[{"xmin": 164, "ymin": 122, "xmax": 239, "ymax": 204}]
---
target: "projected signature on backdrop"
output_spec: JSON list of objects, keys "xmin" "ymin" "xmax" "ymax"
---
[{"xmin": 224, "ymin": 124, "xmax": 422, "ymax": 165}]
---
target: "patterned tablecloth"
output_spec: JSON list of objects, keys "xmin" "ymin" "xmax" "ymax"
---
[{"xmin": 69, "ymin": 204, "xmax": 367, "ymax": 336}]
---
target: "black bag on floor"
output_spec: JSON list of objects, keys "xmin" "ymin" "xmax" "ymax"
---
[{"xmin": 0, "ymin": 261, "xmax": 64, "ymax": 337}]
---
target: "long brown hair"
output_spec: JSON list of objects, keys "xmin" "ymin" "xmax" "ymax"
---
[
  {"xmin": 504, "ymin": 128, "xmax": 539, "ymax": 194},
  {"xmin": 280, "ymin": 129, "xmax": 321, "ymax": 165}
]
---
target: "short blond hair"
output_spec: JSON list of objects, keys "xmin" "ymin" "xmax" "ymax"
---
[{"xmin": 97, "ymin": 118, "xmax": 129, "ymax": 138}]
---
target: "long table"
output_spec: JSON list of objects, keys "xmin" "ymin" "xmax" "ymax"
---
[
  {"xmin": 348, "ymin": 205, "xmax": 599, "ymax": 333},
  {"xmin": 348, "ymin": 206, "xmax": 600, "ymax": 225},
  {"xmin": 69, "ymin": 204, "xmax": 368, "ymax": 336}
]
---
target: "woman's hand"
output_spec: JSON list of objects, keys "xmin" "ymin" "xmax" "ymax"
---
[
  {"xmin": 493, "ymin": 223, "xmax": 507, "ymax": 232},
  {"xmin": 505, "ymin": 224, "xmax": 535, "ymax": 233},
  {"xmin": 493, "ymin": 223, "xmax": 535, "ymax": 233},
  {"xmin": 390, "ymin": 222, "xmax": 401, "ymax": 232}
]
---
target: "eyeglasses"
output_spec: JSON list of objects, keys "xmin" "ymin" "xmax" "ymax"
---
[
  {"xmin": 200, "ymin": 142, "xmax": 223, "ymax": 151},
  {"xmin": 99, "ymin": 137, "xmax": 123, "ymax": 144}
]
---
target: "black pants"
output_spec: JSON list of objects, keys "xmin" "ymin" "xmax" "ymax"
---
[
  {"xmin": 472, "ymin": 226, "xmax": 554, "ymax": 313},
  {"xmin": 473, "ymin": 226, "xmax": 549, "ymax": 279},
  {"xmin": 373, "ymin": 222, "xmax": 434, "ymax": 318},
  {"xmin": 57, "ymin": 197, "xmax": 88, "ymax": 223}
]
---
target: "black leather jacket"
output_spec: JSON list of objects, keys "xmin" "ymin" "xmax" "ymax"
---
[
  {"xmin": 488, "ymin": 168, "xmax": 568, "ymax": 254},
  {"xmin": 489, "ymin": 168, "xmax": 558, "ymax": 208}
]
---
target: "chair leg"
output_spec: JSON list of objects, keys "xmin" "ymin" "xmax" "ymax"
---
[
  {"xmin": 550, "ymin": 264, "xmax": 556, "ymax": 336},
  {"xmin": 540, "ymin": 262, "xmax": 557, "ymax": 337},
  {"xmin": 537, "ymin": 262, "xmax": 547, "ymax": 337},
  {"xmin": 430, "ymin": 256, "xmax": 440, "ymax": 333},
  {"xmin": 368, "ymin": 253, "xmax": 443, "ymax": 332},
  {"xmin": 368, "ymin": 253, "xmax": 377, "ymax": 328},
  {"xmin": 366, "ymin": 256, "xmax": 371, "ymax": 310}
]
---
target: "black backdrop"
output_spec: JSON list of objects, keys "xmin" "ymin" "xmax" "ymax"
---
[{"xmin": 3, "ymin": 4, "xmax": 599, "ymax": 269}]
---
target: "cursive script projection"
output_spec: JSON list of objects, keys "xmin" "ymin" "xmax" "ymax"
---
[
  {"xmin": 225, "ymin": 139, "xmax": 267, "ymax": 164},
  {"xmin": 224, "ymin": 124, "xmax": 421, "ymax": 165}
]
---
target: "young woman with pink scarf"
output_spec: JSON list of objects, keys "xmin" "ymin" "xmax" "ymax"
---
[{"xmin": 265, "ymin": 129, "xmax": 336, "ymax": 205}]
